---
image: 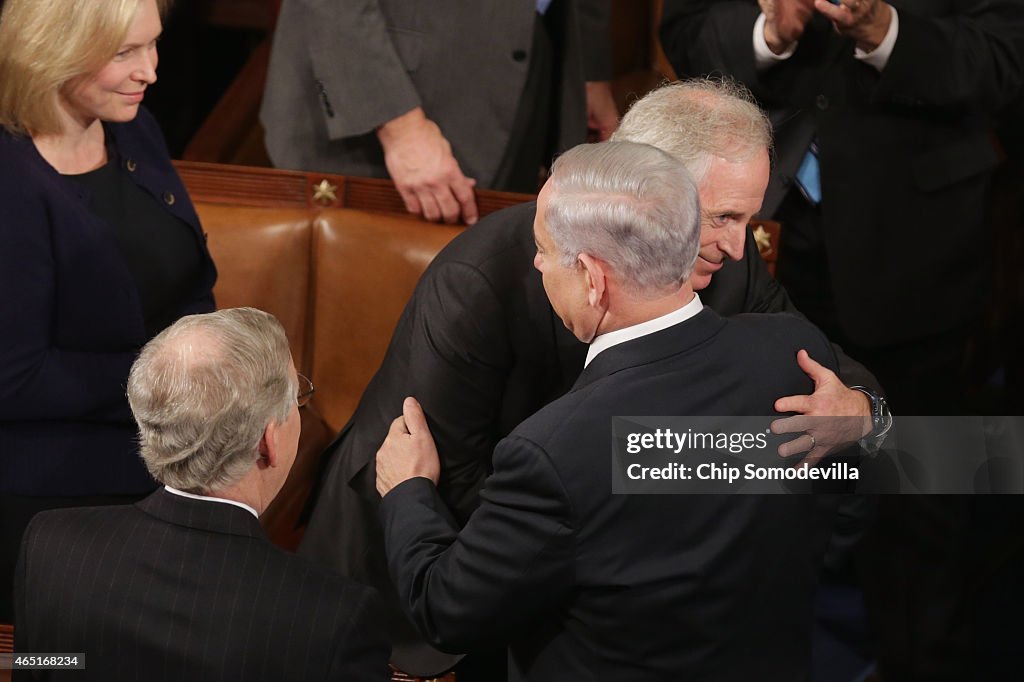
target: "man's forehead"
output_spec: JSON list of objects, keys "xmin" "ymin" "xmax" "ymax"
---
[
  {"xmin": 697, "ymin": 153, "xmax": 769, "ymax": 210},
  {"xmin": 533, "ymin": 183, "xmax": 552, "ymax": 239},
  {"xmin": 533, "ymin": 213, "xmax": 549, "ymax": 246},
  {"xmin": 698, "ymin": 184, "xmax": 755, "ymax": 209}
]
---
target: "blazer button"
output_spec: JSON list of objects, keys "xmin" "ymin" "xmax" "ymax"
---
[
  {"xmin": 816, "ymin": 94, "xmax": 829, "ymax": 110},
  {"xmin": 512, "ymin": 49, "xmax": 528, "ymax": 62},
  {"xmin": 125, "ymin": 159, "xmax": 137, "ymax": 172},
  {"xmin": 163, "ymin": 191, "xmax": 176, "ymax": 206}
]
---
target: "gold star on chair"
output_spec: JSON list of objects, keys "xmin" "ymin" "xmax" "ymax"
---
[
  {"xmin": 312, "ymin": 179, "xmax": 338, "ymax": 206},
  {"xmin": 752, "ymin": 225, "xmax": 773, "ymax": 258}
]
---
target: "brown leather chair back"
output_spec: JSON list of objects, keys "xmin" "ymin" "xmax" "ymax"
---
[
  {"xmin": 197, "ymin": 205, "xmax": 315, "ymax": 372},
  {"xmin": 310, "ymin": 210, "xmax": 462, "ymax": 431}
]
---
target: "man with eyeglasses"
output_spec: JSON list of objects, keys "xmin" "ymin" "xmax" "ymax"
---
[{"xmin": 12, "ymin": 307, "xmax": 389, "ymax": 682}]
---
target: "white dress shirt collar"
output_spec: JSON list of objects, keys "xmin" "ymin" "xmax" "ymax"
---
[
  {"xmin": 584, "ymin": 293, "xmax": 703, "ymax": 368},
  {"xmin": 164, "ymin": 485, "xmax": 260, "ymax": 519}
]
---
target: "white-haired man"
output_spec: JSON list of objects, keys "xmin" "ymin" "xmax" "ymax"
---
[
  {"xmin": 376, "ymin": 141, "xmax": 840, "ymax": 681},
  {"xmin": 13, "ymin": 308, "xmax": 389, "ymax": 682}
]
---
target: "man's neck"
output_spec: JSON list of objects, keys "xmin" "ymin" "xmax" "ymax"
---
[
  {"xmin": 164, "ymin": 486, "xmax": 260, "ymax": 519},
  {"xmin": 203, "ymin": 471, "xmax": 273, "ymax": 517},
  {"xmin": 598, "ymin": 284, "xmax": 696, "ymax": 335},
  {"xmin": 585, "ymin": 288, "xmax": 702, "ymax": 367}
]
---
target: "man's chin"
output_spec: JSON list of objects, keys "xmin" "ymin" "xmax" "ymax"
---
[{"xmin": 691, "ymin": 271, "xmax": 713, "ymax": 291}]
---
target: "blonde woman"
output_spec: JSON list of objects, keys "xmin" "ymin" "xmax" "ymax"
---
[{"xmin": 0, "ymin": 0, "xmax": 216, "ymax": 622}]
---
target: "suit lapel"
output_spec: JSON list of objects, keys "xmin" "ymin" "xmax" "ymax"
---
[
  {"xmin": 761, "ymin": 108, "xmax": 818, "ymax": 219},
  {"xmin": 136, "ymin": 488, "xmax": 266, "ymax": 540}
]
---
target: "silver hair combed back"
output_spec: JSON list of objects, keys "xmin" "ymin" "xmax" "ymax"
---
[
  {"xmin": 545, "ymin": 140, "xmax": 701, "ymax": 296},
  {"xmin": 127, "ymin": 307, "xmax": 296, "ymax": 493},
  {"xmin": 611, "ymin": 78, "xmax": 771, "ymax": 183}
]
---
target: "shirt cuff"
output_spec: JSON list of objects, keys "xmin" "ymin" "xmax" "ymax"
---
[
  {"xmin": 753, "ymin": 12, "xmax": 797, "ymax": 71},
  {"xmin": 854, "ymin": 5, "xmax": 899, "ymax": 71}
]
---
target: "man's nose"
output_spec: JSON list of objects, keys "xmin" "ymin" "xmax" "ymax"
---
[{"xmin": 720, "ymin": 224, "xmax": 746, "ymax": 261}]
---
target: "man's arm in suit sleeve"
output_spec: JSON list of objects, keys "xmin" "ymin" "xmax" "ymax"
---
[
  {"xmin": 380, "ymin": 436, "xmax": 575, "ymax": 652},
  {"xmin": 296, "ymin": 0, "xmax": 420, "ymax": 140},
  {"xmin": 739, "ymin": 230, "xmax": 883, "ymax": 393},
  {"xmin": 660, "ymin": 1, "xmax": 764, "ymax": 84},
  {"xmin": 398, "ymin": 260, "xmax": 520, "ymax": 526},
  {"xmin": 294, "ymin": 1, "xmax": 477, "ymax": 224},
  {"xmin": 871, "ymin": 1, "xmax": 1024, "ymax": 113}
]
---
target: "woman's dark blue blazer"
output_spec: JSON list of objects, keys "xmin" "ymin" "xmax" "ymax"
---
[{"xmin": 0, "ymin": 108, "xmax": 217, "ymax": 496}]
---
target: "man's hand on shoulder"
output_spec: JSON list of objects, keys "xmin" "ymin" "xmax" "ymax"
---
[
  {"xmin": 377, "ymin": 107, "xmax": 479, "ymax": 225},
  {"xmin": 376, "ymin": 396, "xmax": 441, "ymax": 497},
  {"xmin": 772, "ymin": 349, "xmax": 872, "ymax": 465}
]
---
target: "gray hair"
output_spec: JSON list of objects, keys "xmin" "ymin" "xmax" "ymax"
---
[
  {"xmin": 127, "ymin": 307, "xmax": 296, "ymax": 493},
  {"xmin": 545, "ymin": 140, "xmax": 701, "ymax": 296},
  {"xmin": 611, "ymin": 77, "xmax": 771, "ymax": 183}
]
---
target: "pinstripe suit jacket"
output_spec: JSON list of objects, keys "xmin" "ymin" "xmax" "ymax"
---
[{"xmin": 12, "ymin": 489, "xmax": 390, "ymax": 682}]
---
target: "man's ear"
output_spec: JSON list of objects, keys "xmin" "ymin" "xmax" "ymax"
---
[
  {"xmin": 257, "ymin": 420, "xmax": 279, "ymax": 469},
  {"xmin": 578, "ymin": 253, "xmax": 608, "ymax": 309}
]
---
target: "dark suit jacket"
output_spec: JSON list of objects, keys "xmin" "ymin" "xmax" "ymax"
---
[
  {"xmin": 661, "ymin": 0, "xmax": 1024, "ymax": 345},
  {"xmin": 300, "ymin": 201, "xmax": 878, "ymax": 674},
  {"xmin": 13, "ymin": 489, "xmax": 389, "ymax": 682},
  {"xmin": 0, "ymin": 108, "xmax": 217, "ymax": 497},
  {"xmin": 261, "ymin": 0, "xmax": 610, "ymax": 187},
  {"xmin": 381, "ymin": 308, "xmax": 840, "ymax": 681}
]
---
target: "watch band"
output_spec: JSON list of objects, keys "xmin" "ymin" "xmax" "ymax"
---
[{"xmin": 849, "ymin": 385, "xmax": 893, "ymax": 451}]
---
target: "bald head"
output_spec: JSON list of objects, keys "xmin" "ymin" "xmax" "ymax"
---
[
  {"xmin": 611, "ymin": 78, "xmax": 772, "ymax": 184},
  {"xmin": 127, "ymin": 307, "xmax": 296, "ymax": 493}
]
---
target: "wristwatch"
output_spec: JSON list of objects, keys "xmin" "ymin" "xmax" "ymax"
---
[{"xmin": 850, "ymin": 385, "xmax": 893, "ymax": 452}]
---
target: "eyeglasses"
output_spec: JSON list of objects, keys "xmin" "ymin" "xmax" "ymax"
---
[{"xmin": 297, "ymin": 373, "xmax": 315, "ymax": 408}]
